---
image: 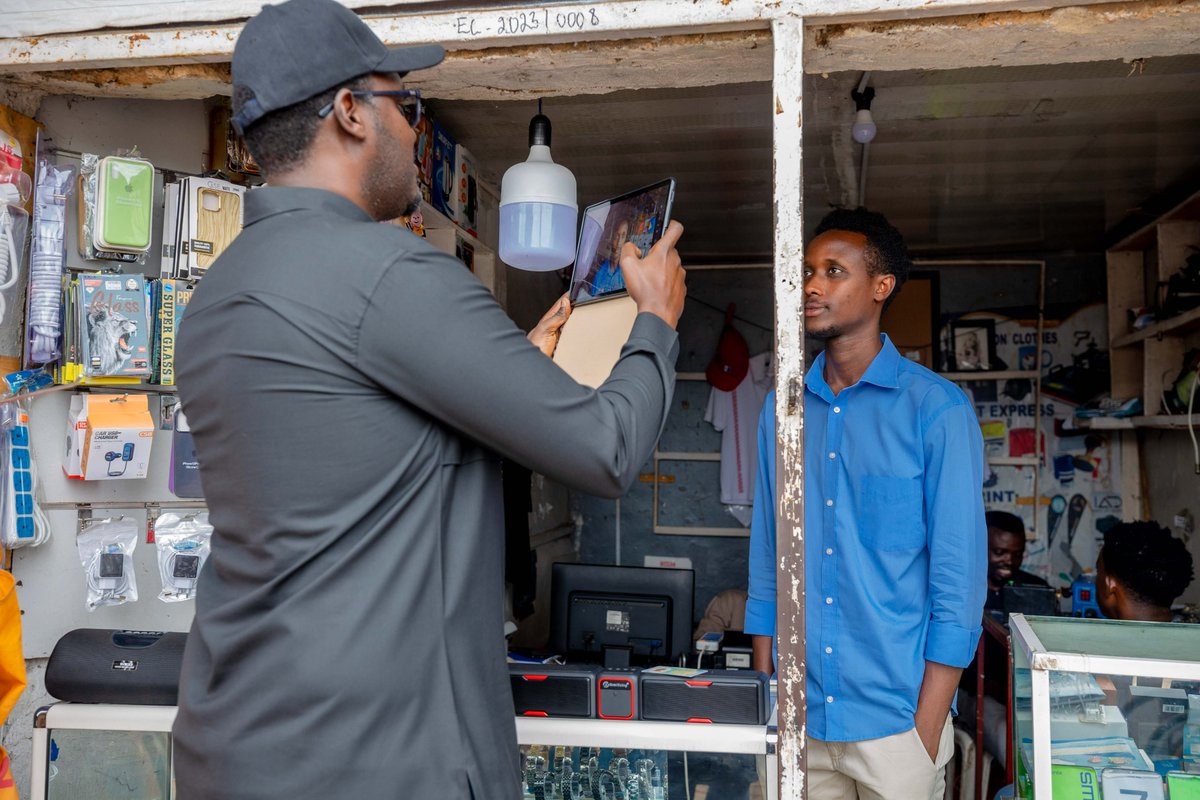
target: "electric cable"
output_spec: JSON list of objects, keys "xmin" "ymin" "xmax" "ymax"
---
[
  {"xmin": 27, "ymin": 160, "xmax": 73, "ymax": 363},
  {"xmin": 1188, "ymin": 367, "xmax": 1198, "ymax": 474},
  {"xmin": 84, "ymin": 546, "xmax": 133, "ymax": 604},
  {"xmin": 0, "ymin": 185, "xmax": 23, "ymax": 326}
]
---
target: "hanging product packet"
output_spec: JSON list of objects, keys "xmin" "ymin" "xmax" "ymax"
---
[
  {"xmin": 154, "ymin": 511, "xmax": 212, "ymax": 602},
  {"xmin": 76, "ymin": 517, "xmax": 139, "ymax": 611}
]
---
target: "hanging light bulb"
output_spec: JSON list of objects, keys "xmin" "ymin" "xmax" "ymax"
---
[
  {"xmin": 499, "ymin": 101, "xmax": 578, "ymax": 271},
  {"xmin": 850, "ymin": 87, "xmax": 877, "ymax": 145}
]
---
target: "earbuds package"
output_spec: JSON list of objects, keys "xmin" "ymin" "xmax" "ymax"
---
[{"xmin": 64, "ymin": 393, "xmax": 155, "ymax": 480}]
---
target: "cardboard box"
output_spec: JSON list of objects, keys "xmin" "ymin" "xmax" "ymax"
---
[
  {"xmin": 452, "ymin": 143, "xmax": 478, "ymax": 234},
  {"xmin": 64, "ymin": 394, "xmax": 155, "ymax": 480},
  {"xmin": 415, "ymin": 115, "xmax": 435, "ymax": 204},
  {"xmin": 430, "ymin": 122, "xmax": 457, "ymax": 222}
]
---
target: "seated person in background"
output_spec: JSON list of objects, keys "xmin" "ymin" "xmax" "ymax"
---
[
  {"xmin": 693, "ymin": 588, "xmax": 748, "ymax": 640},
  {"xmin": 1096, "ymin": 520, "xmax": 1195, "ymax": 622},
  {"xmin": 958, "ymin": 511, "xmax": 1050, "ymax": 768},
  {"xmin": 985, "ymin": 510, "xmax": 1049, "ymax": 611}
]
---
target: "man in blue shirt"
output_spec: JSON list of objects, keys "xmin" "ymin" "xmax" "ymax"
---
[{"xmin": 745, "ymin": 208, "xmax": 986, "ymax": 799}]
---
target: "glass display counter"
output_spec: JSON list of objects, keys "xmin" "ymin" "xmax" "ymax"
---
[
  {"xmin": 516, "ymin": 713, "xmax": 777, "ymax": 800},
  {"xmin": 33, "ymin": 703, "xmax": 175, "ymax": 800},
  {"xmin": 1009, "ymin": 614, "xmax": 1200, "ymax": 799},
  {"xmin": 33, "ymin": 703, "xmax": 779, "ymax": 800}
]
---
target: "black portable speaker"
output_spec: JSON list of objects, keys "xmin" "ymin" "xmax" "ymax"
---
[
  {"xmin": 640, "ymin": 669, "xmax": 769, "ymax": 725},
  {"xmin": 46, "ymin": 629, "xmax": 187, "ymax": 706},
  {"xmin": 509, "ymin": 663, "xmax": 598, "ymax": 718}
]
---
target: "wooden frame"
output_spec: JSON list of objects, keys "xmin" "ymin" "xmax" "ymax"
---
[{"xmin": 948, "ymin": 317, "xmax": 996, "ymax": 372}]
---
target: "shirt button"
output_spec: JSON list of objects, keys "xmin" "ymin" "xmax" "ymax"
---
[
  {"xmin": 826, "ymin": 696, "xmax": 834, "ymax": 703},
  {"xmin": 826, "ymin": 548, "xmax": 833, "ymax": 556},
  {"xmin": 825, "ymin": 499, "xmax": 833, "ymax": 507},
  {"xmin": 825, "ymin": 597, "xmax": 833, "ymax": 605},
  {"xmin": 825, "ymin": 647, "xmax": 833, "ymax": 654},
  {"xmin": 828, "ymin": 451, "xmax": 836, "ymax": 460},
  {"xmin": 833, "ymin": 406, "xmax": 841, "ymax": 414}
]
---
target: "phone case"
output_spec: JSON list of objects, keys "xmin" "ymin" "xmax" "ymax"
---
[
  {"xmin": 192, "ymin": 186, "xmax": 242, "ymax": 273},
  {"xmin": 93, "ymin": 156, "xmax": 154, "ymax": 253}
]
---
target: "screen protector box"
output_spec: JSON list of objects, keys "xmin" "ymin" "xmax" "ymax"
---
[
  {"xmin": 64, "ymin": 394, "xmax": 155, "ymax": 480},
  {"xmin": 430, "ymin": 123, "xmax": 457, "ymax": 222}
]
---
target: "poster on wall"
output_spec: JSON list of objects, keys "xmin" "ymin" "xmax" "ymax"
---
[{"xmin": 946, "ymin": 304, "xmax": 1120, "ymax": 587}]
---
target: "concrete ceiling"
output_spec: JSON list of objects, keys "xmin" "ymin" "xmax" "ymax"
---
[{"xmin": 433, "ymin": 52, "xmax": 1200, "ymax": 261}]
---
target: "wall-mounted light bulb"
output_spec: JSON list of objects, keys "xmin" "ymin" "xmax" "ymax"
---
[{"xmin": 850, "ymin": 87, "xmax": 877, "ymax": 144}]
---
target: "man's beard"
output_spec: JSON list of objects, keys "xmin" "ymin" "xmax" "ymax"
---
[
  {"xmin": 807, "ymin": 324, "xmax": 841, "ymax": 341},
  {"xmin": 361, "ymin": 118, "xmax": 421, "ymax": 221}
]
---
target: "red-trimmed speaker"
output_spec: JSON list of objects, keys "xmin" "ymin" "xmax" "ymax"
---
[
  {"xmin": 509, "ymin": 663, "xmax": 598, "ymax": 718},
  {"xmin": 639, "ymin": 669, "xmax": 769, "ymax": 725},
  {"xmin": 597, "ymin": 668, "xmax": 640, "ymax": 720}
]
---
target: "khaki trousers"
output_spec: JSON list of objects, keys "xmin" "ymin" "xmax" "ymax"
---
[{"xmin": 807, "ymin": 715, "xmax": 955, "ymax": 800}]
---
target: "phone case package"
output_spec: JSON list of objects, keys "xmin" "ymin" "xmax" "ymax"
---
[
  {"xmin": 180, "ymin": 176, "xmax": 245, "ymax": 279},
  {"xmin": 92, "ymin": 156, "xmax": 154, "ymax": 254}
]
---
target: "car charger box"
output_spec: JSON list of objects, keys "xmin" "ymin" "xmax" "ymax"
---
[{"xmin": 65, "ymin": 394, "xmax": 156, "ymax": 480}]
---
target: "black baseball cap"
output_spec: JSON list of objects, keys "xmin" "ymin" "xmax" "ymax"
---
[{"xmin": 231, "ymin": 0, "xmax": 445, "ymax": 134}]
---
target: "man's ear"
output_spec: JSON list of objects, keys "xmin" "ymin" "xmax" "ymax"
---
[
  {"xmin": 874, "ymin": 273, "xmax": 896, "ymax": 304},
  {"xmin": 331, "ymin": 88, "xmax": 371, "ymax": 142}
]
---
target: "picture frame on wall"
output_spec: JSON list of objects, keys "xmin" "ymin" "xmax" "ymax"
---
[{"xmin": 949, "ymin": 318, "xmax": 995, "ymax": 371}]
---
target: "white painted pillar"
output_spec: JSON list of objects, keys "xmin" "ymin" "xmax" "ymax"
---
[{"xmin": 770, "ymin": 11, "xmax": 808, "ymax": 800}]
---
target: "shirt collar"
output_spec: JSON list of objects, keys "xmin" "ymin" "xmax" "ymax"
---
[
  {"xmin": 805, "ymin": 333, "xmax": 903, "ymax": 399},
  {"xmin": 244, "ymin": 186, "xmax": 375, "ymax": 226}
]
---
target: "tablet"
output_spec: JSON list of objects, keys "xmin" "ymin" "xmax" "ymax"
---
[
  {"xmin": 569, "ymin": 178, "xmax": 676, "ymax": 305},
  {"xmin": 553, "ymin": 178, "xmax": 676, "ymax": 388}
]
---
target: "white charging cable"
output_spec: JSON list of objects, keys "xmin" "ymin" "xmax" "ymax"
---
[
  {"xmin": 27, "ymin": 161, "xmax": 72, "ymax": 363},
  {"xmin": 0, "ymin": 184, "xmax": 23, "ymax": 326}
]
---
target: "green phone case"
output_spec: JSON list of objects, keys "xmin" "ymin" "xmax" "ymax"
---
[{"xmin": 94, "ymin": 156, "xmax": 154, "ymax": 252}]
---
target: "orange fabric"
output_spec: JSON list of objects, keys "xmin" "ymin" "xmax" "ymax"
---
[
  {"xmin": 0, "ymin": 572, "xmax": 25, "ymax": 724},
  {"xmin": 0, "ymin": 570, "xmax": 25, "ymax": 800}
]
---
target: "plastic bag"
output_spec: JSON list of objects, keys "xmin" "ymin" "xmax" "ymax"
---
[
  {"xmin": 76, "ymin": 517, "xmax": 139, "ymax": 610},
  {"xmin": 154, "ymin": 512, "xmax": 212, "ymax": 602}
]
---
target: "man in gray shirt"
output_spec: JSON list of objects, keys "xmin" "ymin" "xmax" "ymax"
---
[{"xmin": 173, "ymin": 1, "xmax": 686, "ymax": 798}]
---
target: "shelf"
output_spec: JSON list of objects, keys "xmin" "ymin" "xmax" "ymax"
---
[
  {"xmin": 1109, "ymin": 188, "xmax": 1200, "ymax": 252},
  {"xmin": 419, "ymin": 200, "xmax": 494, "ymax": 257},
  {"xmin": 988, "ymin": 456, "xmax": 1040, "ymax": 466},
  {"xmin": 1111, "ymin": 305, "xmax": 1200, "ymax": 348},
  {"xmin": 939, "ymin": 370, "xmax": 1039, "ymax": 382},
  {"xmin": 1075, "ymin": 415, "xmax": 1197, "ymax": 430}
]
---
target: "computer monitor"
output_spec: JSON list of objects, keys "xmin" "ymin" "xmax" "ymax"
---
[{"xmin": 550, "ymin": 562, "xmax": 694, "ymax": 668}]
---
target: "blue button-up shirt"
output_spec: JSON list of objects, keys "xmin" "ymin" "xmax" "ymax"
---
[{"xmin": 745, "ymin": 334, "xmax": 986, "ymax": 742}]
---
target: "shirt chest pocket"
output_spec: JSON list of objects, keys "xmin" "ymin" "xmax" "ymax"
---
[{"xmin": 858, "ymin": 475, "xmax": 925, "ymax": 550}]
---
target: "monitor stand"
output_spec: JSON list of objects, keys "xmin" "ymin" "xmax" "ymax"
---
[{"xmin": 602, "ymin": 645, "xmax": 633, "ymax": 669}]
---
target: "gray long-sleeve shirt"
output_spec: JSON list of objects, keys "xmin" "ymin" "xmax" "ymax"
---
[{"xmin": 173, "ymin": 187, "xmax": 678, "ymax": 800}]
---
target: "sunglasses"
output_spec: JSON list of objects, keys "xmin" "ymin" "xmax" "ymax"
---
[{"xmin": 317, "ymin": 89, "xmax": 423, "ymax": 128}]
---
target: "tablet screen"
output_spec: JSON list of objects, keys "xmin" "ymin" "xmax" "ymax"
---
[{"xmin": 569, "ymin": 179, "xmax": 675, "ymax": 304}]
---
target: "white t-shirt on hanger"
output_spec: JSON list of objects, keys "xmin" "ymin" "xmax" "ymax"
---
[{"xmin": 704, "ymin": 351, "xmax": 775, "ymax": 523}]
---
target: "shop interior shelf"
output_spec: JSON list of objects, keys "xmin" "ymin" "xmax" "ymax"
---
[
  {"xmin": 420, "ymin": 200, "xmax": 494, "ymax": 256},
  {"xmin": 1074, "ymin": 414, "xmax": 1197, "ymax": 430},
  {"xmin": 1111, "ymin": 304, "xmax": 1200, "ymax": 348},
  {"xmin": 939, "ymin": 370, "xmax": 1040, "ymax": 381}
]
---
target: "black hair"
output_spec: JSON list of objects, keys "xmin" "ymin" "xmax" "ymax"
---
[
  {"xmin": 1100, "ymin": 521, "xmax": 1194, "ymax": 609},
  {"xmin": 233, "ymin": 75, "xmax": 369, "ymax": 178},
  {"xmin": 813, "ymin": 207, "xmax": 911, "ymax": 311},
  {"xmin": 986, "ymin": 510, "xmax": 1025, "ymax": 538}
]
